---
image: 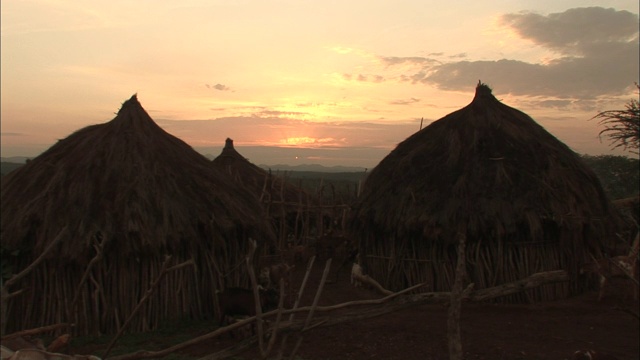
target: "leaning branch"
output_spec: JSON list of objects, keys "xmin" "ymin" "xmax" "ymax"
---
[
  {"xmin": 2, "ymin": 227, "xmax": 68, "ymax": 290},
  {"xmin": 1, "ymin": 323, "xmax": 72, "ymax": 341},
  {"xmin": 1, "ymin": 227, "xmax": 68, "ymax": 336}
]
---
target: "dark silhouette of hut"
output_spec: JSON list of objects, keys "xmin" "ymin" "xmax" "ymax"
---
[
  {"xmin": 0, "ymin": 95, "xmax": 273, "ymax": 335},
  {"xmin": 351, "ymin": 83, "xmax": 621, "ymax": 302},
  {"xmin": 213, "ymin": 138, "xmax": 305, "ymax": 203},
  {"xmin": 212, "ymin": 138, "xmax": 316, "ymax": 250}
]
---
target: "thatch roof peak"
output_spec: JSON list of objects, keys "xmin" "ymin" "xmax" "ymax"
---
[
  {"xmin": 216, "ymin": 138, "xmax": 246, "ymax": 161},
  {"xmin": 119, "ymin": 93, "xmax": 139, "ymax": 111},
  {"xmin": 473, "ymin": 81, "xmax": 493, "ymax": 99},
  {"xmin": 214, "ymin": 137, "xmax": 270, "ymax": 175},
  {"xmin": 109, "ymin": 93, "xmax": 163, "ymax": 133}
]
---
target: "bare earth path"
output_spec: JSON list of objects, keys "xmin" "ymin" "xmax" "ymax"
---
[{"xmin": 180, "ymin": 260, "xmax": 639, "ymax": 360}]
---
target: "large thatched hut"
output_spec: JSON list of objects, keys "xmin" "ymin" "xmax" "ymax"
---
[
  {"xmin": 0, "ymin": 95, "xmax": 273, "ymax": 335},
  {"xmin": 351, "ymin": 83, "xmax": 621, "ymax": 302}
]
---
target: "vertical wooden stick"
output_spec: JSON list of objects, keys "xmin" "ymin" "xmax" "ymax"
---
[
  {"xmin": 276, "ymin": 255, "xmax": 316, "ymax": 359},
  {"xmin": 245, "ymin": 239, "xmax": 265, "ymax": 354},
  {"xmin": 1, "ymin": 227, "xmax": 68, "ymax": 336},
  {"xmin": 288, "ymin": 258, "xmax": 332, "ymax": 360},
  {"xmin": 263, "ymin": 278, "xmax": 286, "ymax": 357},
  {"xmin": 447, "ymin": 230, "xmax": 467, "ymax": 360}
]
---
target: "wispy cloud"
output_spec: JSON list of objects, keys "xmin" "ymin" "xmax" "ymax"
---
[
  {"xmin": 206, "ymin": 83, "xmax": 232, "ymax": 91},
  {"xmin": 516, "ymin": 98, "xmax": 601, "ymax": 112},
  {"xmin": 342, "ymin": 73, "xmax": 385, "ymax": 83},
  {"xmin": 279, "ymin": 136, "xmax": 346, "ymax": 146},
  {"xmin": 379, "ymin": 56, "xmax": 440, "ymax": 67},
  {"xmin": 0, "ymin": 132, "xmax": 26, "ymax": 137},
  {"xmin": 207, "ymin": 105, "xmax": 267, "ymax": 114},
  {"xmin": 254, "ymin": 110, "xmax": 310, "ymax": 117},
  {"xmin": 389, "ymin": 98, "xmax": 420, "ymax": 105}
]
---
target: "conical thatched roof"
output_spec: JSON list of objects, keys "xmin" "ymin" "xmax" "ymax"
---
[
  {"xmin": 352, "ymin": 83, "xmax": 618, "ymax": 249},
  {"xmin": 1, "ymin": 95, "xmax": 272, "ymax": 263},
  {"xmin": 212, "ymin": 138, "xmax": 309, "ymax": 204},
  {"xmin": 213, "ymin": 138, "xmax": 272, "ymax": 185}
]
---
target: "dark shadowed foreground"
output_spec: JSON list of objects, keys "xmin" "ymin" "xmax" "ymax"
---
[
  {"xmin": 68, "ymin": 259, "xmax": 638, "ymax": 360},
  {"xmin": 58, "ymin": 248, "xmax": 640, "ymax": 360}
]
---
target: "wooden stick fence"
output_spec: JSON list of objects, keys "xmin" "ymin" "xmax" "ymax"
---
[{"xmin": 361, "ymin": 233, "xmax": 577, "ymax": 303}]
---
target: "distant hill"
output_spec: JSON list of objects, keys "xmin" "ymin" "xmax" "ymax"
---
[
  {"xmin": 258, "ymin": 163, "xmax": 367, "ymax": 173},
  {"xmin": 3, "ymin": 155, "xmax": 367, "ymax": 173},
  {"xmin": 1, "ymin": 157, "xmax": 32, "ymax": 176},
  {"xmin": 1, "ymin": 162, "xmax": 24, "ymax": 176},
  {"xmin": 1, "ymin": 159, "xmax": 367, "ymax": 181},
  {"xmin": 278, "ymin": 170, "xmax": 367, "ymax": 182},
  {"xmin": 1, "ymin": 156, "xmax": 31, "ymax": 164},
  {"xmin": 1, "ymin": 159, "xmax": 366, "ymax": 201}
]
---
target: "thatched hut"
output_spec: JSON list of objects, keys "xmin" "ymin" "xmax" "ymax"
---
[
  {"xmin": 212, "ymin": 138, "xmax": 316, "ymax": 250},
  {"xmin": 212, "ymin": 138, "xmax": 307, "ymax": 205},
  {"xmin": 351, "ymin": 83, "xmax": 621, "ymax": 302},
  {"xmin": 0, "ymin": 95, "xmax": 273, "ymax": 335}
]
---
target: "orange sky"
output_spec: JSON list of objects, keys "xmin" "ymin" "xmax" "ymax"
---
[{"xmin": 1, "ymin": 1, "xmax": 638, "ymax": 167}]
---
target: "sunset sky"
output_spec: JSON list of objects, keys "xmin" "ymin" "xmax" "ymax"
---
[{"xmin": 1, "ymin": 1, "xmax": 638, "ymax": 167}]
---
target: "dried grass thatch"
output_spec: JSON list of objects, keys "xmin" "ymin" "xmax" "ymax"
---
[
  {"xmin": 212, "ymin": 138, "xmax": 321, "ymax": 250},
  {"xmin": 351, "ymin": 83, "xmax": 622, "ymax": 301},
  {"xmin": 212, "ymin": 138, "xmax": 309, "ymax": 205},
  {"xmin": 0, "ymin": 95, "xmax": 274, "ymax": 335}
]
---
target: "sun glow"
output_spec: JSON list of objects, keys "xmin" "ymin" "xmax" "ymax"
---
[
  {"xmin": 272, "ymin": 100, "xmax": 337, "ymax": 121},
  {"xmin": 280, "ymin": 137, "xmax": 318, "ymax": 146}
]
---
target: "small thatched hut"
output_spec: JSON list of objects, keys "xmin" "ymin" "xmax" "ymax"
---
[
  {"xmin": 213, "ymin": 138, "xmax": 307, "ymax": 205},
  {"xmin": 351, "ymin": 83, "xmax": 621, "ymax": 302},
  {"xmin": 212, "ymin": 138, "xmax": 315, "ymax": 250},
  {"xmin": 0, "ymin": 95, "xmax": 273, "ymax": 335}
]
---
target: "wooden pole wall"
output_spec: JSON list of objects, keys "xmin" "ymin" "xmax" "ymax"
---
[{"xmin": 361, "ymin": 233, "xmax": 577, "ymax": 303}]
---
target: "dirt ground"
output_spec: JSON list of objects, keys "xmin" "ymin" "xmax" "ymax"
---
[{"xmin": 176, "ymin": 260, "xmax": 639, "ymax": 360}]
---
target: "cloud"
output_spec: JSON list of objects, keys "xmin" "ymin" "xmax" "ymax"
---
[
  {"xmin": 279, "ymin": 136, "xmax": 346, "ymax": 146},
  {"xmin": 206, "ymin": 83, "xmax": 232, "ymax": 91},
  {"xmin": 516, "ymin": 98, "xmax": 599, "ymax": 112},
  {"xmin": 254, "ymin": 110, "xmax": 310, "ymax": 117},
  {"xmin": 343, "ymin": 73, "xmax": 385, "ymax": 83},
  {"xmin": 500, "ymin": 7, "xmax": 638, "ymax": 53},
  {"xmin": 517, "ymin": 98, "xmax": 577, "ymax": 110},
  {"xmin": 389, "ymin": 98, "xmax": 420, "ymax": 105},
  {"xmin": 381, "ymin": 7, "xmax": 639, "ymax": 99},
  {"xmin": 399, "ymin": 71, "xmax": 429, "ymax": 84},
  {"xmin": 208, "ymin": 105, "xmax": 267, "ymax": 114},
  {"xmin": 379, "ymin": 56, "xmax": 440, "ymax": 67},
  {"xmin": 0, "ymin": 132, "xmax": 26, "ymax": 137}
]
